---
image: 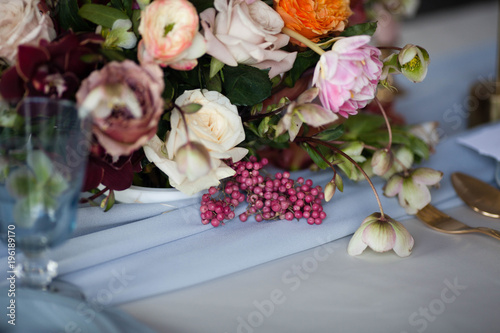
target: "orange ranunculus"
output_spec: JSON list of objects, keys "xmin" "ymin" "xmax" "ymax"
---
[{"xmin": 274, "ymin": 0, "xmax": 352, "ymax": 44}]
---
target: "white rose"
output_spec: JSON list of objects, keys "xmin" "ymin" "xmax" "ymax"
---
[
  {"xmin": 0, "ymin": 0, "xmax": 56, "ymax": 65},
  {"xmin": 144, "ymin": 89, "xmax": 248, "ymax": 195},
  {"xmin": 200, "ymin": 0, "xmax": 296, "ymax": 78}
]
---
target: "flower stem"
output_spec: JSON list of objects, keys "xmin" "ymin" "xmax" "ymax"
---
[
  {"xmin": 374, "ymin": 97, "xmax": 393, "ymax": 150},
  {"xmin": 281, "ymin": 27, "xmax": 325, "ymax": 56},
  {"xmin": 298, "ymin": 137, "xmax": 386, "ymax": 219},
  {"xmin": 377, "ymin": 46, "xmax": 402, "ymax": 51},
  {"xmin": 174, "ymin": 103, "xmax": 191, "ymax": 142}
]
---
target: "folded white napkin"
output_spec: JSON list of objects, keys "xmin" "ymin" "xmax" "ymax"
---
[{"xmin": 457, "ymin": 121, "xmax": 500, "ymax": 161}]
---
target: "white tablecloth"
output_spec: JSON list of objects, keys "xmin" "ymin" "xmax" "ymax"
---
[{"xmin": 1, "ymin": 2, "xmax": 499, "ymax": 333}]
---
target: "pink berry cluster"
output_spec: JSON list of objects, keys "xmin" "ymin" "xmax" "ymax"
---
[{"xmin": 200, "ymin": 156, "xmax": 326, "ymax": 227}]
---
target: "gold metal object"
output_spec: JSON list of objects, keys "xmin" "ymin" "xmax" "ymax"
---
[
  {"xmin": 416, "ymin": 204, "xmax": 500, "ymax": 240},
  {"xmin": 451, "ymin": 172, "xmax": 500, "ymax": 218},
  {"xmin": 468, "ymin": 2, "xmax": 500, "ymax": 126}
]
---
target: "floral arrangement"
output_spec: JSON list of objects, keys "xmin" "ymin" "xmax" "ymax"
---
[{"xmin": 0, "ymin": 0, "xmax": 442, "ymax": 257}]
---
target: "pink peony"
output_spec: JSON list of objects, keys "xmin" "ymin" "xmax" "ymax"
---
[
  {"xmin": 0, "ymin": 0, "xmax": 56, "ymax": 65},
  {"xmin": 76, "ymin": 60, "xmax": 164, "ymax": 158},
  {"xmin": 137, "ymin": 0, "xmax": 206, "ymax": 70},
  {"xmin": 312, "ymin": 35, "xmax": 383, "ymax": 118}
]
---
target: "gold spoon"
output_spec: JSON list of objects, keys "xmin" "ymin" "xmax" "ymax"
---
[{"xmin": 451, "ymin": 172, "xmax": 500, "ymax": 218}]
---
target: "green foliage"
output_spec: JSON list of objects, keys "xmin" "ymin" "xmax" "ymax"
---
[
  {"xmin": 79, "ymin": 4, "xmax": 129, "ymax": 28},
  {"xmin": 222, "ymin": 65, "xmax": 272, "ymax": 106},
  {"xmin": 190, "ymin": 0, "xmax": 215, "ymax": 12},
  {"xmin": 342, "ymin": 113, "xmax": 386, "ymax": 139},
  {"xmin": 110, "ymin": 0, "xmax": 134, "ymax": 17},
  {"xmin": 313, "ymin": 125, "xmax": 344, "ymax": 141},
  {"xmin": 341, "ymin": 22, "xmax": 378, "ymax": 37},
  {"xmin": 301, "ymin": 143, "xmax": 330, "ymax": 170},
  {"xmin": 284, "ymin": 50, "xmax": 320, "ymax": 87},
  {"xmin": 58, "ymin": 0, "xmax": 93, "ymax": 31}
]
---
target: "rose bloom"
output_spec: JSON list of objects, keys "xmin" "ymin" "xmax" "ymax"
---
[
  {"xmin": 0, "ymin": 0, "xmax": 56, "ymax": 65},
  {"xmin": 144, "ymin": 89, "xmax": 248, "ymax": 195},
  {"xmin": 274, "ymin": 0, "xmax": 352, "ymax": 44},
  {"xmin": 138, "ymin": 0, "xmax": 206, "ymax": 70},
  {"xmin": 76, "ymin": 60, "xmax": 164, "ymax": 158},
  {"xmin": 200, "ymin": 0, "xmax": 296, "ymax": 78},
  {"xmin": 312, "ymin": 35, "xmax": 383, "ymax": 118}
]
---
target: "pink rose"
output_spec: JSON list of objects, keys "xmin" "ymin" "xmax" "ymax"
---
[
  {"xmin": 312, "ymin": 35, "xmax": 383, "ymax": 118},
  {"xmin": 200, "ymin": 0, "xmax": 296, "ymax": 78},
  {"xmin": 0, "ymin": 0, "xmax": 56, "ymax": 65},
  {"xmin": 138, "ymin": 0, "xmax": 206, "ymax": 70},
  {"xmin": 76, "ymin": 60, "xmax": 164, "ymax": 158}
]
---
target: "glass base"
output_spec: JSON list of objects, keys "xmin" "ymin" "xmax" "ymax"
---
[{"xmin": 15, "ymin": 254, "xmax": 57, "ymax": 289}]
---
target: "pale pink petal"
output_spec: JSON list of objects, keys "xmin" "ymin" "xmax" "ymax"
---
[
  {"xmin": 347, "ymin": 222, "xmax": 370, "ymax": 256},
  {"xmin": 362, "ymin": 221, "xmax": 396, "ymax": 252},
  {"xmin": 401, "ymin": 178, "xmax": 431, "ymax": 211},
  {"xmin": 332, "ymin": 35, "xmax": 371, "ymax": 53},
  {"xmin": 389, "ymin": 220, "xmax": 415, "ymax": 257},
  {"xmin": 297, "ymin": 103, "xmax": 338, "ymax": 127},
  {"xmin": 383, "ymin": 174, "xmax": 403, "ymax": 197},
  {"xmin": 411, "ymin": 168, "xmax": 443, "ymax": 186}
]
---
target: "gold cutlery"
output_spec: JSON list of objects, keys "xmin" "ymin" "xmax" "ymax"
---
[
  {"xmin": 416, "ymin": 204, "xmax": 500, "ymax": 240},
  {"xmin": 451, "ymin": 172, "xmax": 500, "ymax": 218}
]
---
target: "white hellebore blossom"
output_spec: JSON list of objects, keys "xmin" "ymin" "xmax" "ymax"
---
[
  {"xmin": 384, "ymin": 167, "xmax": 443, "ymax": 215},
  {"xmin": 348, "ymin": 212, "xmax": 414, "ymax": 257},
  {"xmin": 98, "ymin": 19, "xmax": 137, "ymax": 50},
  {"xmin": 144, "ymin": 89, "xmax": 248, "ymax": 195}
]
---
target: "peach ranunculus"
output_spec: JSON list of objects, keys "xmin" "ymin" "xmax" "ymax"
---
[
  {"xmin": 200, "ymin": 0, "xmax": 297, "ymax": 79},
  {"xmin": 144, "ymin": 89, "xmax": 248, "ymax": 195},
  {"xmin": 0, "ymin": 0, "xmax": 56, "ymax": 65},
  {"xmin": 76, "ymin": 60, "xmax": 165, "ymax": 158},
  {"xmin": 137, "ymin": 0, "xmax": 206, "ymax": 70},
  {"xmin": 274, "ymin": 0, "xmax": 352, "ymax": 44}
]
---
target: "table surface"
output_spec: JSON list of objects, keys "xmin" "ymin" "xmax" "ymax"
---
[
  {"xmin": 117, "ymin": 2, "xmax": 500, "ymax": 333},
  {"xmin": 1, "ymin": 2, "xmax": 498, "ymax": 333}
]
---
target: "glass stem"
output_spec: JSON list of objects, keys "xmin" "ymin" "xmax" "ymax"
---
[{"xmin": 16, "ymin": 250, "xmax": 58, "ymax": 289}]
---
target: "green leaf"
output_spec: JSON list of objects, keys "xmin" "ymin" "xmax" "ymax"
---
[
  {"xmin": 181, "ymin": 103, "xmax": 203, "ymax": 114},
  {"xmin": 131, "ymin": 9, "xmax": 141, "ymax": 36},
  {"xmin": 343, "ymin": 113, "xmax": 386, "ymax": 139},
  {"xmin": 257, "ymin": 117, "xmax": 270, "ymax": 137},
  {"xmin": 100, "ymin": 48, "xmax": 127, "ymax": 62},
  {"xmin": 314, "ymin": 125, "xmax": 344, "ymax": 141},
  {"xmin": 209, "ymin": 57, "xmax": 225, "ymax": 79},
  {"xmin": 5, "ymin": 167, "xmax": 36, "ymax": 198},
  {"xmin": 78, "ymin": 4, "xmax": 129, "ymax": 28},
  {"xmin": 340, "ymin": 22, "xmax": 378, "ymax": 37},
  {"xmin": 222, "ymin": 65, "xmax": 272, "ymax": 106},
  {"xmin": 58, "ymin": 0, "xmax": 92, "ymax": 32},
  {"xmin": 189, "ymin": 0, "xmax": 214, "ymax": 12},
  {"xmin": 27, "ymin": 151, "xmax": 53, "ymax": 184},
  {"xmin": 101, "ymin": 190, "xmax": 116, "ymax": 212},
  {"xmin": 45, "ymin": 172, "xmax": 69, "ymax": 196},
  {"xmin": 409, "ymin": 135, "xmax": 430, "ymax": 160},
  {"xmin": 335, "ymin": 172, "xmax": 344, "ymax": 192},
  {"xmin": 284, "ymin": 50, "xmax": 320, "ymax": 87},
  {"xmin": 301, "ymin": 143, "xmax": 330, "ymax": 170}
]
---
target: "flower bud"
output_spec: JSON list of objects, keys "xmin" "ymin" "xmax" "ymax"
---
[
  {"xmin": 371, "ymin": 149, "xmax": 393, "ymax": 176},
  {"xmin": 175, "ymin": 142, "xmax": 212, "ymax": 181},
  {"xmin": 324, "ymin": 180, "xmax": 336, "ymax": 202}
]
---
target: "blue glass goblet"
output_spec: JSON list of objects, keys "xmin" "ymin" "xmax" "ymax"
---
[{"xmin": 0, "ymin": 97, "xmax": 91, "ymax": 289}]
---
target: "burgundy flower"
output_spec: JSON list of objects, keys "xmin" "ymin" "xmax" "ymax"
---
[
  {"xmin": 0, "ymin": 31, "xmax": 103, "ymax": 102},
  {"xmin": 82, "ymin": 144, "xmax": 143, "ymax": 192}
]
